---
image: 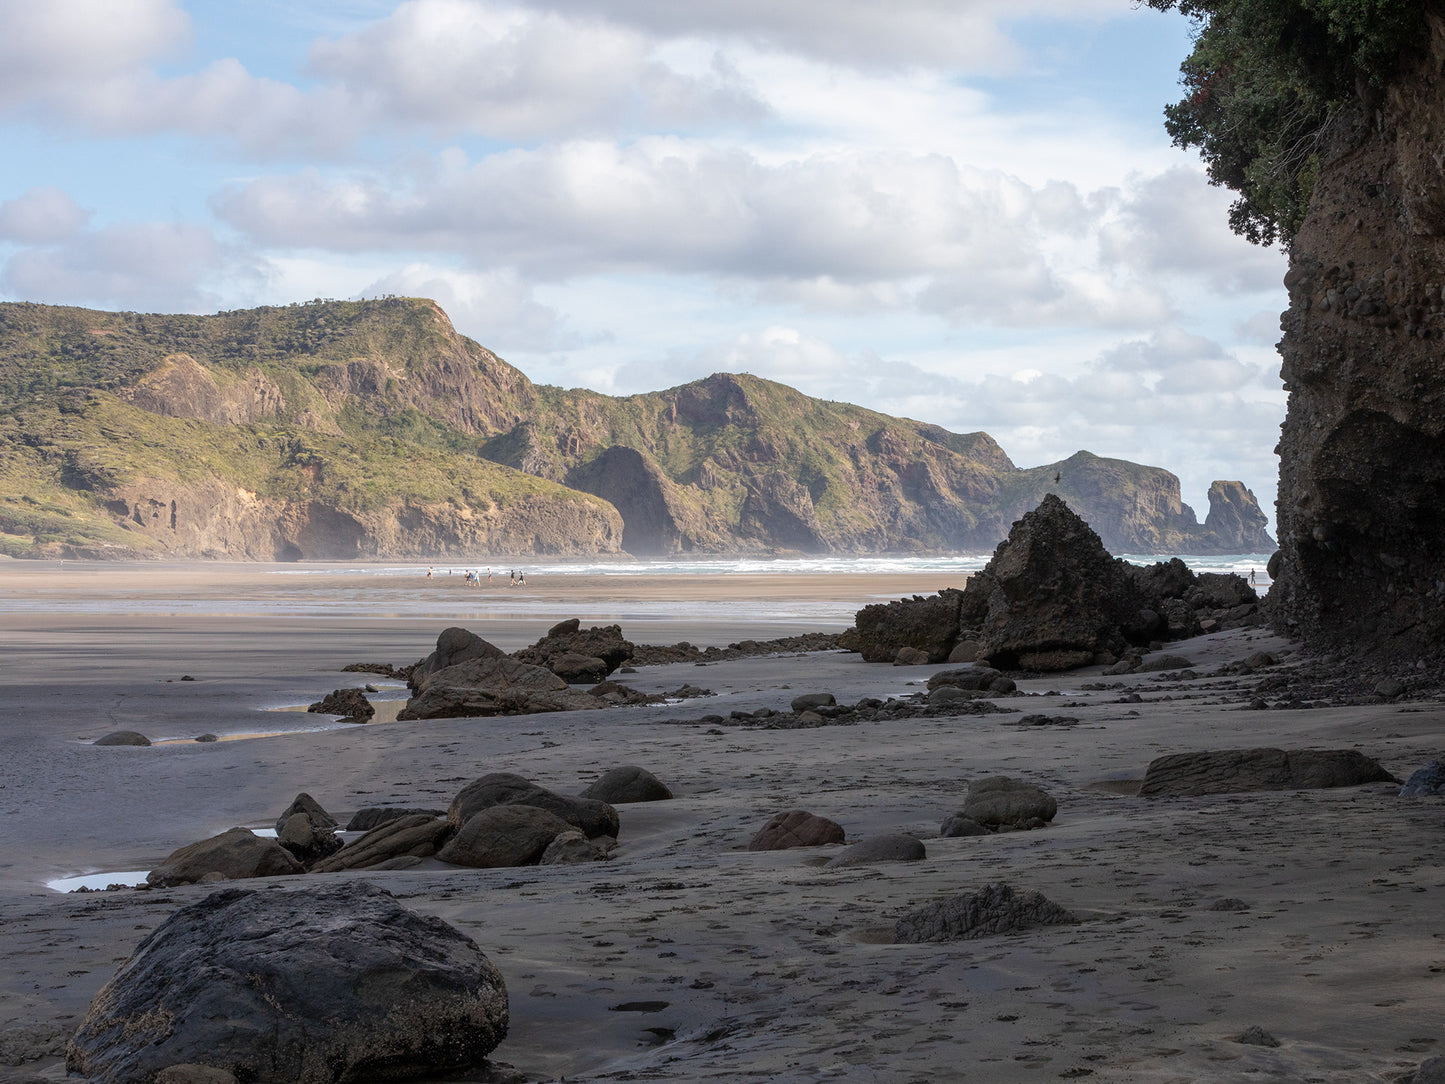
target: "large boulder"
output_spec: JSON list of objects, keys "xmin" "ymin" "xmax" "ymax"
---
[
  {"xmin": 437, "ymin": 805, "xmax": 573, "ymax": 868},
  {"xmin": 579, "ymin": 765, "xmax": 674, "ymax": 804},
  {"xmin": 962, "ymin": 777, "xmax": 1057, "ymax": 828},
  {"xmin": 346, "ymin": 806, "xmax": 448, "ymax": 832},
  {"xmin": 67, "ymin": 882, "xmax": 508, "ymax": 1084},
  {"xmin": 512, "ymin": 619, "xmax": 634, "ymax": 679},
  {"xmin": 825, "ymin": 834, "xmax": 926, "ymax": 868},
  {"xmin": 409, "ymin": 627, "xmax": 506, "ymax": 692},
  {"xmin": 147, "ymin": 828, "xmax": 304, "ymax": 888},
  {"xmin": 1140, "ymin": 748, "xmax": 1398, "ymax": 798},
  {"xmin": 894, "ymin": 882, "xmax": 1077, "ymax": 943},
  {"xmin": 449, "ymin": 773, "xmax": 619, "ymax": 839},
  {"xmin": 310, "ymin": 814, "xmax": 451, "ymax": 873},
  {"xmin": 840, "ymin": 589, "xmax": 963, "ymax": 664},
  {"xmin": 398, "ymin": 656, "xmax": 603, "ymax": 720},
  {"xmin": 957, "ymin": 495, "xmax": 1151, "ymax": 670},
  {"xmin": 748, "ymin": 810, "xmax": 845, "ymax": 851},
  {"xmin": 274, "ymin": 793, "xmax": 337, "ymax": 834},
  {"xmin": 1400, "ymin": 760, "xmax": 1445, "ymax": 797}
]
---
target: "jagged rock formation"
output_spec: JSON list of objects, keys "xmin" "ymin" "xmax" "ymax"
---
[
  {"xmin": 0, "ymin": 299, "xmax": 1273, "ymax": 559},
  {"xmin": 1271, "ymin": 10, "xmax": 1445, "ymax": 659}
]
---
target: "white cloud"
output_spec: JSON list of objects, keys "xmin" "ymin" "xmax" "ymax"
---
[
  {"xmin": 0, "ymin": 0, "xmax": 189, "ymax": 109},
  {"xmin": 1, "ymin": 222, "xmax": 262, "ymax": 312},
  {"xmin": 0, "ymin": 188, "xmax": 90, "ymax": 243},
  {"xmin": 214, "ymin": 143, "xmax": 1225, "ymax": 332},
  {"xmin": 357, "ymin": 264, "xmax": 575, "ymax": 352},
  {"xmin": 522, "ymin": 0, "xmax": 1123, "ymax": 71},
  {"xmin": 308, "ymin": 0, "xmax": 767, "ymax": 140},
  {"xmin": 1098, "ymin": 167, "xmax": 1286, "ymax": 295}
]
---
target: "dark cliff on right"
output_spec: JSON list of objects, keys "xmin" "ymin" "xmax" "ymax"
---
[{"xmin": 1151, "ymin": 0, "xmax": 1443, "ymax": 661}]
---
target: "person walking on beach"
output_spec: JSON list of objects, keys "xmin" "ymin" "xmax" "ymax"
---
[
  {"xmin": 426, "ymin": 566, "xmax": 433, "ymax": 579},
  {"xmin": 1250, "ymin": 568, "xmax": 1257, "ymax": 586}
]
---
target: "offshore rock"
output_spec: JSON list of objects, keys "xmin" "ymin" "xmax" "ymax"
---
[{"xmin": 67, "ymin": 882, "xmax": 508, "ymax": 1084}]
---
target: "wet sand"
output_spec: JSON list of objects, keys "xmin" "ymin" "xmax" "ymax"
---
[{"xmin": 1, "ymin": 564, "xmax": 1442, "ymax": 1082}]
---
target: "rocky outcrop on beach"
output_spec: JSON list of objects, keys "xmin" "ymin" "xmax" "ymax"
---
[
  {"xmin": 1, "ymin": 299, "xmax": 1272, "ymax": 560},
  {"xmin": 844, "ymin": 496, "xmax": 1264, "ymax": 671},
  {"xmin": 67, "ymin": 882, "xmax": 509, "ymax": 1084},
  {"xmin": 1139, "ymin": 748, "xmax": 1397, "ymax": 798},
  {"xmin": 513, "ymin": 619, "xmax": 634, "ymax": 681},
  {"xmin": 306, "ymin": 687, "xmax": 373, "ymax": 722}
]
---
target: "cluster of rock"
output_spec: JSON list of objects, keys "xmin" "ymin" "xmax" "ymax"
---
[
  {"xmin": 894, "ymin": 883, "xmax": 1077, "ymax": 944},
  {"xmin": 329, "ymin": 621, "xmax": 714, "ymax": 722},
  {"xmin": 666, "ymin": 688, "xmax": 1017, "ymax": 732},
  {"xmin": 147, "ymin": 767, "xmax": 675, "ymax": 888},
  {"xmin": 67, "ymin": 881, "xmax": 510, "ymax": 1084},
  {"xmin": 843, "ymin": 495, "xmax": 1264, "ymax": 672},
  {"xmin": 627, "ymin": 631, "xmax": 843, "ymax": 665}
]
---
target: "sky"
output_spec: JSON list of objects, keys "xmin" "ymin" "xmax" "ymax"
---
[{"xmin": 0, "ymin": 0, "xmax": 1289, "ymax": 533}]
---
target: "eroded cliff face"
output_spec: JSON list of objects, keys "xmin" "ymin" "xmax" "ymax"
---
[
  {"xmin": 1272, "ymin": 10, "xmax": 1445, "ymax": 657},
  {"xmin": 77, "ymin": 480, "xmax": 623, "ymax": 561}
]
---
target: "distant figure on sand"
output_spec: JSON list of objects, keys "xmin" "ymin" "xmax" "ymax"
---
[
  {"xmin": 517, "ymin": 570, "xmax": 526, "ymax": 586},
  {"xmin": 508, "ymin": 570, "xmax": 516, "ymax": 587},
  {"xmin": 1250, "ymin": 568, "xmax": 1257, "ymax": 586},
  {"xmin": 426, "ymin": 566, "xmax": 433, "ymax": 579}
]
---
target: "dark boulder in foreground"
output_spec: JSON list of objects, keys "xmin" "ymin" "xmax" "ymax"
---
[
  {"xmin": 894, "ymin": 882, "xmax": 1076, "ymax": 943},
  {"xmin": 147, "ymin": 828, "xmax": 304, "ymax": 888},
  {"xmin": 748, "ymin": 810, "xmax": 846, "ymax": 851},
  {"xmin": 449, "ymin": 772, "xmax": 619, "ymax": 839},
  {"xmin": 579, "ymin": 765, "xmax": 674, "ymax": 804},
  {"xmin": 1140, "ymin": 748, "xmax": 1397, "ymax": 798},
  {"xmin": 67, "ymin": 882, "xmax": 508, "ymax": 1084}
]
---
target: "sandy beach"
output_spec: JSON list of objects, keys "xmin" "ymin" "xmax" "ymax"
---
[{"xmin": 1, "ymin": 562, "xmax": 1441, "ymax": 1082}]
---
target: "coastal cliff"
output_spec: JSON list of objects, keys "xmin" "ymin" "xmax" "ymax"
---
[
  {"xmin": 0, "ymin": 299, "xmax": 1271, "ymax": 560},
  {"xmin": 1271, "ymin": 9, "xmax": 1445, "ymax": 657}
]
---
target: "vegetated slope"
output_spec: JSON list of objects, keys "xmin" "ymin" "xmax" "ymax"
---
[{"xmin": 0, "ymin": 299, "xmax": 1273, "ymax": 560}]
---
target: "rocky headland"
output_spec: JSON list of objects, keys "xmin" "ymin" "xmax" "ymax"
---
[{"xmin": 0, "ymin": 299, "xmax": 1272, "ymax": 561}]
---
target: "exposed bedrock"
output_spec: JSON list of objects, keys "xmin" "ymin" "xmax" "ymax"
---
[{"xmin": 1272, "ymin": 10, "xmax": 1445, "ymax": 661}]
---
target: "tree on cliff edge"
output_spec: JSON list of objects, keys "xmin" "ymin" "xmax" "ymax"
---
[{"xmin": 1145, "ymin": 0, "xmax": 1424, "ymax": 245}]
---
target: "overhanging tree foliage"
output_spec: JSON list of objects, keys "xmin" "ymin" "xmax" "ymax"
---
[{"xmin": 1145, "ymin": 0, "xmax": 1425, "ymax": 246}]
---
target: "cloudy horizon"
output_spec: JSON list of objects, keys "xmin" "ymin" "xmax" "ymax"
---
[{"xmin": 0, "ymin": 0, "xmax": 1288, "ymax": 532}]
